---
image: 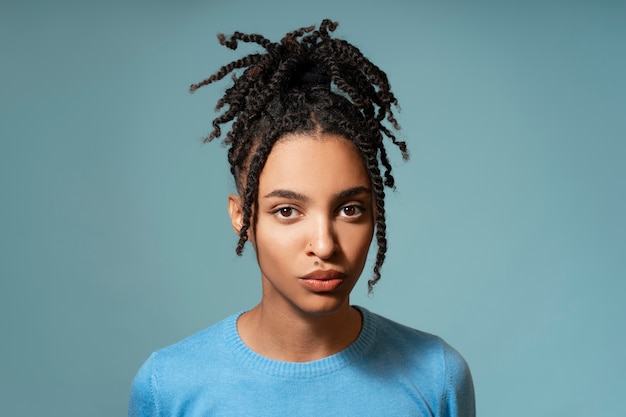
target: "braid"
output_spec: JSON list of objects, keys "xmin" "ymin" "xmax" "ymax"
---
[{"xmin": 191, "ymin": 19, "xmax": 409, "ymax": 292}]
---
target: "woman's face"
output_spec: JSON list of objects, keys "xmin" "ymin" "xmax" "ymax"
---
[{"xmin": 229, "ymin": 133, "xmax": 375, "ymax": 316}]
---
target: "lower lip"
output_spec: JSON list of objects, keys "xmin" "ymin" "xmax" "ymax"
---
[{"xmin": 299, "ymin": 278, "xmax": 344, "ymax": 292}]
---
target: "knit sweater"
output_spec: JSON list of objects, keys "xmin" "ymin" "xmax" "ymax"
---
[{"xmin": 129, "ymin": 307, "xmax": 475, "ymax": 416}]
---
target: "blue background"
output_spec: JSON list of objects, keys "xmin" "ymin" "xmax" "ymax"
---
[{"xmin": 1, "ymin": 1, "xmax": 624, "ymax": 415}]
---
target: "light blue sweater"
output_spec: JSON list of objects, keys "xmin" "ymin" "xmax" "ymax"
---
[{"xmin": 129, "ymin": 307, "xmax": 475, "ymax": 416}]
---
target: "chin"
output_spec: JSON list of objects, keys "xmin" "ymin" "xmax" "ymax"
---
[{"xmin": 292, "ymin": 293, "xmax": 352, "ymax": 316}]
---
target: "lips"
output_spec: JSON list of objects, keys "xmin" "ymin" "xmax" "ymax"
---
[
  {"xmin": 299, "ymin": 270, "xmax": 347, "ymax": 292},
  {"xmin": 300, "ymin": 269, "xmax": 347, "ymax": 280}
]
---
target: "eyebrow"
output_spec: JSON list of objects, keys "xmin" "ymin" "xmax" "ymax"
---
[
  {"xmin": 263, "ymin": 186, "xmax": 371, "ymax": 202},
  {"xmin": 335, "ymin": 186, "xmax": 372, "ymax": 200},
  {"xmin": 263, "ymin": 189, "xmax": 309, "ymax": 202}
]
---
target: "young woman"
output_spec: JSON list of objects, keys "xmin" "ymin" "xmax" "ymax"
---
[{"xmin": 129, "ymin": 19, "xmax": 475, "ymax": 417}]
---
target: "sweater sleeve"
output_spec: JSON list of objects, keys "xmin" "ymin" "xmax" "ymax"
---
[
  {"xmin": 128, "ymin": 354, "xmax": 160, "ymax": 417},
  {"xmin": 442, "ymin": 345, "xmax": 476, "ymax": 417}
]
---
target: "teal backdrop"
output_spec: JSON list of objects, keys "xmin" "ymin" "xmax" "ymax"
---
[{"xmin": 1, "ymin": 1, "xmax": 624, "ymax": 416}]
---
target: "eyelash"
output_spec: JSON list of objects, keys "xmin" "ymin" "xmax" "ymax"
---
[
  {"xmin": 272, "ymin": 206, "xmax": 300, "ymax": 219},
  {"xmin": 271, "ymin": 204, "xmax": 366, "ymax": 220},
  {"xmin": 338, "ymin": 204, "xmax": 365, "ymax": 218}
]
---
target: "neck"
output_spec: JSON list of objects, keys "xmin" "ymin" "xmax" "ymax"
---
[{"xmin": 237, "ymin": 301, "xmax": 362, "ymax": 362}]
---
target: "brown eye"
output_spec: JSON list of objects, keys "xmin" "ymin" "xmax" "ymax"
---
[
  {"xmin": 343, "ymin": 206, "xmax": 356, "ymax": 216},
  {"xmin": 340, "ymin": 205, "xmax": 363, "ymax": 217},
  {"xmin": 279, "ymin": 207, "xmax": 294, "ymax": 217},
  {"xmin": 273, "ymin": 206, "xmax": 299, "ymax": 219}
]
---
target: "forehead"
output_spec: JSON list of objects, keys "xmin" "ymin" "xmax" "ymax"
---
[{"xmin": 258, "ymin": 133, "xmax": 370, "ymax": 194}]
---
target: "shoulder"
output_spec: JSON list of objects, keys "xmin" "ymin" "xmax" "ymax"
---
[
  {"xmin": 365, "ymin": 308, "xmax": 472, "ymax": 376},
  {"xmin": 147, "ymin": 313, "xmax": 233, "ymax": 371},
  {"xmin": 128, "ymin": 313, "xmax": 240, "ymax": 416},
  {"xmin": 363, "ymin": 308, "xmax": 456, "ymax": 361},
  {"xmin": 360, "ymin": 308, "xmax": 475, "ymax": 417}
]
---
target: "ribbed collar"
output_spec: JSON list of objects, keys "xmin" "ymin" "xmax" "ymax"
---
[{"xmin": 222, "ymin": 306, "xmax": 378, "ymax": 379}]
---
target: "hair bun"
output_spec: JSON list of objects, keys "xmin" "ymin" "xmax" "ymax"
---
[{"xmin": 291, "ymin": 62, "xmax": 330, "ymax": 90}]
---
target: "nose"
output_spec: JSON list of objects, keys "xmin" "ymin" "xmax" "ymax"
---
[{"xmin": 307, "ymin": 217, "xmax": 337, "ymax": 260}]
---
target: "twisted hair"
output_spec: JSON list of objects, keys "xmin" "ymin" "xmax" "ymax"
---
[{"xmin": 190, "ymin": 19, "xmax": 409, "ymax": 292}]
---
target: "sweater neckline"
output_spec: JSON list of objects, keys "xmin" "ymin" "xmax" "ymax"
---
[{"xmin": 222, "ymin": 306, "xmax": 378, "ymax": 378}]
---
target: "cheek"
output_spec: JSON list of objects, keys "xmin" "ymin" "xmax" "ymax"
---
[
  {"xmin": 254, "ymin": 223, "xmax": 301, "ymax": 262},
  {"xmin": 338, "ymin": 224, "xmax": 374, "ymax": 260}
]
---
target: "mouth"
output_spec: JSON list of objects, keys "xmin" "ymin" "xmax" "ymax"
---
[{"xmin": 299, "ymin": 270, "xmax": 347, "ymax": 292}]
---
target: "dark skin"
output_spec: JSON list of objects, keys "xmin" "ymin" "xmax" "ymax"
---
[
  {"xmin": 228, "ymin": 133, "xmax": 373, "ymax": 361},
  {"xmin": 191, "ymin": 20, "xmax": 409, "ymax": 295}
]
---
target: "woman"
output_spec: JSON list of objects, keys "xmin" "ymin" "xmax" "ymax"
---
[{"xmin": 129, "ymin": 19, "xmax": 475, "ymax": 416}]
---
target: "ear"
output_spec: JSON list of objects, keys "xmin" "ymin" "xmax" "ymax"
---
[{"xmin": 227, "ymin": 194, "xmax": 244, "ymax": 235}]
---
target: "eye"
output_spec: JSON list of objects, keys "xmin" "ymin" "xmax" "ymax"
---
[
  {"xmin": 339, "ymin": 205, "xmax": 364, "ymax": 218},
  {"xmin": 273, "ymin": 206, "xmax": 299, "ymax": 219}
]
